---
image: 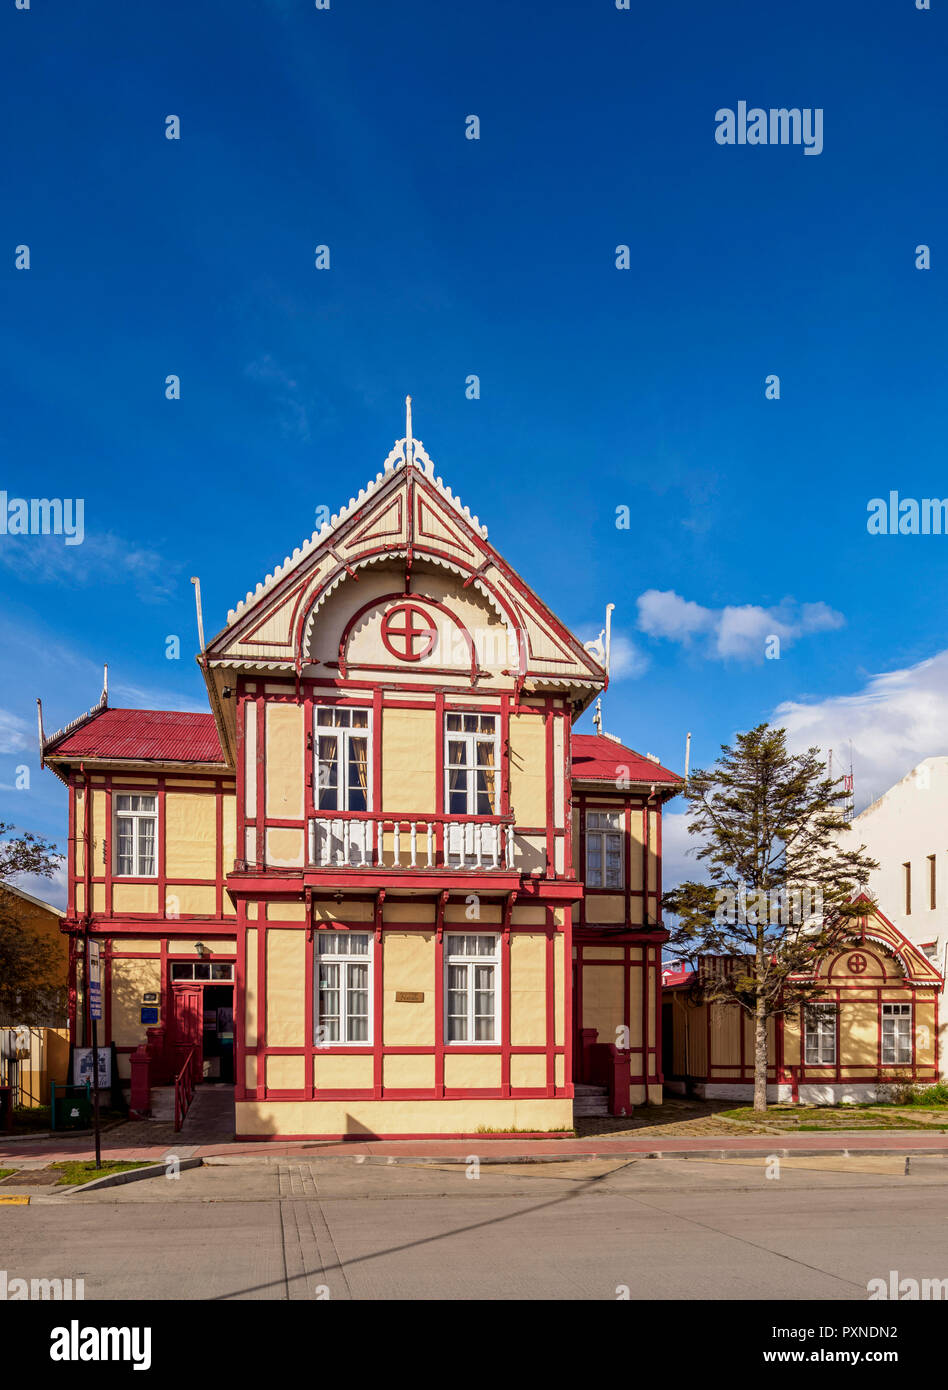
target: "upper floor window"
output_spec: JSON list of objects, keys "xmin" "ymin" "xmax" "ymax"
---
[
  {"xmin": 445, "ymin": 712, "xmax": 498, "ymax": 816},
  {"xmin": 315, "ymin": 706, "xmax": 371, "ymax": 812},
  {"xmin": 445, "ymin": 933, "xmax": 499, "ymax": 1042},
  {"xmin": 804, "ymin": 1003, "xmax": 837, "ymax": 1065},
  {"xmin": 114, "ymin": 794, "xmax": 157, "ymax": 877},
  {"xmin": 316, "ymin": 931, "xmax": 372, "ymax": 1043},
  {"xmin": 882, "ymin": 1003, "xmax": 913, "ymax": 1065},
  {"xmin": 586, "ymin": 810, "xmax": 623, "ymax": 888}
]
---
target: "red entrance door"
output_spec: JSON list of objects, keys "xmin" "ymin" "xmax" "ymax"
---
[{"xmin": 170, "ymin": 985, "xmax": 203, "ymax": 1082}]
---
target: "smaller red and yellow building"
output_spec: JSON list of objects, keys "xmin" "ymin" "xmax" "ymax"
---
[{"xmin": 664, "ymin": 900, "xmax": 943, "ymax": 1103}]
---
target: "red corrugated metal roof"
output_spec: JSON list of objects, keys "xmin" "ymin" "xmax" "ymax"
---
[
  {"xmin": 47, "ymin": 709, "xmax": 224, "ymax": 764},
  {"xmin": 571, "ymin": 733, "xmax": 681, "ymax": 786}
]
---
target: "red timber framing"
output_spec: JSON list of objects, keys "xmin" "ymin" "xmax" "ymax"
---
[
  {"xmin": 667, "ymin": 912, "xmax": 942, "ymax": 1091},
  {"xmin": 65, "ymin": 768, "xmax": 236, "ymax": 923},
  {"xmin": 572, "ymin": 933, "xmax": 666, "ymax": 1088},
  {"xmin": 230, "ymin": 895, "xmax": 573, "ymax": 1109},
  {"xmin": 232, "ymin": 677, "xmax": 573, "ymax": 881}
]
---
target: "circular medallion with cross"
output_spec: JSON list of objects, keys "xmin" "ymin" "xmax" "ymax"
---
[{"xmin": 381, "ymin": 603, "xmax": 438, "ymax": 662}]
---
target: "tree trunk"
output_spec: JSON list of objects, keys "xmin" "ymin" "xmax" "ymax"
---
[{"xmin": 753, "ymin": 934, "xmax": 768, "ymax": 1113}]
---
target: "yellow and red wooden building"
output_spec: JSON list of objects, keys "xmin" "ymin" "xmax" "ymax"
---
[
  {"xmin": 663, "ymin": 900, "xmax": 943, "ymax": 1103},
  {"xmin": 42, "ymin": 414, "xmax": 681, "ymax": 1138}
]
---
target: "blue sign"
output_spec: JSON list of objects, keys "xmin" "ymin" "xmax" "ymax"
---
[
  {"xmin": 140, "ymin": 1006, "xmax": 159, "ymax": 1025},
  {"xmin": 87, "ymin": 941, "xmax": 103, "ymax": 1021}
]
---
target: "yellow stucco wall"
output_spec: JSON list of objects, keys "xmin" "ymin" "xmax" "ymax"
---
[
  {"xmin": 265, "ymin": 827, "xmax": 305, "ymax": 867},
  {"xmin": 112, "ymin": 885, "xmax": 159, "ymax": 914},
  {"xmin": 267, "ymin": 1054, "xmax": 305, "ymax": 1091},
  {"xmin": 509, "ymin": 713, "xmax": 546, "ymax": 826},
  {"xmin": 443, "ymin": 1053, "xmax": 502, "ymax": 1088},
  {"xmin": 382, "ymin": 708, "xmax": 435, "ymax": 813},
  {"xmin": 165, "ymin": 791, "xmax": 216, "ymax": 879},
  {"xmin": 265, "ymin": 702, "xmax": 304, "ymax": 820},
  {"xmin": 236, "ymin": 1097, "xmax": 573, "ymax": 1135},
  {"xmin": 313, "ymin": 1053, "xmax": 373, "ymax": 1089},
  {"xmin": 382, "ymin": 933, "xmax": 435, "ymax": 1045},
  {"xmin": 111, "ymin": 958, "xmax": 162, "ymax": 1047},
  {"xmin": 581, "ymin": 962, "xmax": 624, "ymax": 1043},
  {"xmin": 266, "ymin": 929, "xmax": 306, "ymax": 1047},
  {"xmin": 383, "ymin": 1054, "xmax": 436, "ymax": 1089},
  {"xmin": 165, "ymin": 885, "xmax": 216, "ymax": 917},
  {"xmin": 245, "ymin": 927, "xmax": 258, "ymax": 1047},
  {"xmin": 839, "ymin": 1002, "xmax": 878, "ymax": 1067},
  {"xmin": 509, "ymin": 933, "xmax": 547, "ymax": 1046}
]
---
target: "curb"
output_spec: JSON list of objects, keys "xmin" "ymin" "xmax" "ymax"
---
[
  {"xmin": 63, "ymin": 1156, "xmax": 204, "ymax": 1194},
  {"xmin": 204, "ymin": 1144, "xmax": 948, "ymax": 1166}
]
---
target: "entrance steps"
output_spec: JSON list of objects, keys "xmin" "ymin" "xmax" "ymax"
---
[{"xmin": 573, "ymin": 1083, "xmax": 610, "ymax": 1117}]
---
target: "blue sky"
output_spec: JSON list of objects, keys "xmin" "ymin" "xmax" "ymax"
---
[{"xmin": 2, "ymin": 0, "xmax": 947, "ymax": 898}]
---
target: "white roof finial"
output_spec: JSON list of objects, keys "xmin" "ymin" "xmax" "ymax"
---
[{"xmin": 405, "ymin": 395, "xmax": 414, "ymax": 467}]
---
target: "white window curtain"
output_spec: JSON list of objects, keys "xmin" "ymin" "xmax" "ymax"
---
[
  {"xmin": 114, "ymin": 794, "xmax": 157, "ymax": 877},
  {"xmin": 316, "ymin": 932, "xmax": 372, "ymax": 1044},
  {"xmin": 444, "ymin": 934, "xmax": 499, "ymax": 1042}
]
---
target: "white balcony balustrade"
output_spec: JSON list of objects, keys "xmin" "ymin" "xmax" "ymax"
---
[{"xmin": 308, "ymin": 814, "xmax": 516, "ymax": 872}]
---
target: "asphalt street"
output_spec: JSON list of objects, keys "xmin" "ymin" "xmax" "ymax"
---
[{"xmin": 3, "ymin": 1154, "xmax": 948, "ymax": 1301}]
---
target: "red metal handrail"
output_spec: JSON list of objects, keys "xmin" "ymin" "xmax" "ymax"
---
[{"xmin": 173, "ymin": 1045, "xmax": 198, "ymax": 1132}]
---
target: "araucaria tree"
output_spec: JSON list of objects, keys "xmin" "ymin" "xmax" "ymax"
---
[
  {"xmin": 0, "ymin": 822, "xmax": 65, "ymax": 1024},
  {"xmin": 662, "ymin": 725, "xmax": 879, "ymax": 1112}
]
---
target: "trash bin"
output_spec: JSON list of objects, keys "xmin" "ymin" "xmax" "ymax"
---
[
  {"xmin": 0, "ymin": 1085, "xmax": 12, "ymax": 1132},
  {"xmin": 51, "ymin": 1083, "xmax": 93, "ymax": 1131}
]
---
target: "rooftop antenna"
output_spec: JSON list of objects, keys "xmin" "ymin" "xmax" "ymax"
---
[
  {"xmin": 604, "ymin": 603, "xmax": 614, "ymax": 675},
  {"xmin": 685, "ymin": 731, "xmax": 692, "ymax": 782},
  {"xmin": 191, "ymin": 577, "xmax": 206, "ymax": 653},
  {"xmin": 593, "ymin": 696, "xmax": 603, "ymax": 736},
  {"xmin": 405, "ymin": 394, "xmax": 414, "ymax": 468},
  {"xmin": 36, "ymin": 697, "xmax": 45, "ymax": 768},
  {"xmin": 101, "ymin": 664, "xmax": 108, "ymax": 706}
]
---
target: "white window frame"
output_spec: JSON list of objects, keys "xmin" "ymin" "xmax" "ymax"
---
[
  {"xmin": 804, "ymin": 1003, "xmax": 837, "ymax": 1066},
  {"xmin": 882, "ymin": 1002, "xmax": 913, "ymax": 1066},
  {"xmin": 585, "ymin": 809, "xmax": 624, "ymax": 889},
  {"xmin": 443, "ymin": 933, "xmax": 501, "ymax": 1045},
  {"xmin": 113, "ymin": 794, "xmax": 158, "ymax": 878},
  {"xmin": 314, "ymin": 706, "xmax": 373, "ymax": 813},
  {"xmin": 443, "ymin": 712, "xmax": 500, "ymax": 817},
  {"xmin": 315, "ymin": 930, "xmax": 373, "ymax": 1046}
]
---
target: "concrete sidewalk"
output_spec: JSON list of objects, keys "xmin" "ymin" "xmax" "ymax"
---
[{"xmin": 3, "ymin": 1129, "xmax": 948, "ymax": 1167}]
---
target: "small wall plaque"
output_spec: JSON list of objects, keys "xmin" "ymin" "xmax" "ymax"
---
[{"xmin": 395, "ymin": 991, "xmax": 424, "ymax": 1003}]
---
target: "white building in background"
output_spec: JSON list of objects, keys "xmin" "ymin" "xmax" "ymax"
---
[{"xmin": 851, "ymin": 757, "xmax": 948, "ymax": 1078}]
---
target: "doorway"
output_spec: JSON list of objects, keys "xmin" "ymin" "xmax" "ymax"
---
[{"xmin": 169, "ymin": 961, "xmax": 235, "ymax": 1086}]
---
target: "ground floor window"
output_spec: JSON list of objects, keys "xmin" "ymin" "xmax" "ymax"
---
[
  {"xmin": 882, "ymin": 1002, "xmax": 913, "ymax": 1065},
  {"xmin": 804, "ymin": 1003, "xmax": 837, "ymax": 1065},
  {"xmin": 445, "ymin": 934, "xmax": 499, "ymax": 1042},
  {"xmin": 316, "ymin": 932, "xmax": 372, "ymax": 1043}
]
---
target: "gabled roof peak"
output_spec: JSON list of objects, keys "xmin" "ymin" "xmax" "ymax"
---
[{"xmin": 225, "ymin": 400, "xmax": 488, "ymax": 627}]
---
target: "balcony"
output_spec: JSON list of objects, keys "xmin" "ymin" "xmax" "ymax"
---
[{"xmin": 308, "ymin": 812, "xmax": 516, "ymax": 872}]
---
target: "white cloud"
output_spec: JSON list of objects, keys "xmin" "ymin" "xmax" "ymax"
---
[
  {"xmin": 775, "ymin": 648, "xmax": 948, "ymax": 812},
  {"xmin": 606, "ymin": 633, "xmax": 650, "ymax": 679},
  {"xmin": 637, "ymin": 589, "xmax": 844, "ymax": 661},
  {"xmin": 0, "ymin": 709, "xmax": 31, "ymax": 754},
  {"xmin": 0, "ymin": 532, "xmax": 177, "ymax": 601},
  {"xmin": 10, "ymin": 860, "xmax": 68, "ymax": 911},
  {"xmin": 578, "ymin": 625, "xmax": 649, "ymax": 680}
]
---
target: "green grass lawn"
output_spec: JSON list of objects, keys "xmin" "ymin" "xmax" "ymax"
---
[
  {"xmin": 0, "ymin": 1169, "xmax": 14, "ymax": 1181},
  {"xmin": 720, "ymin": 1103, "xmax": 948, "ymax": 1130},
  {"xmin": 52, "ymin": 1160, "xmax": 154, "ymax": 1186}
]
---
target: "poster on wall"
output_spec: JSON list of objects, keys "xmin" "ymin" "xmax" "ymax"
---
[{"xmin": 72, "ymin": 1047, "xmax": 111, "ymax": 1089}]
